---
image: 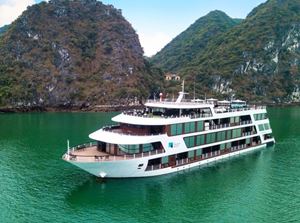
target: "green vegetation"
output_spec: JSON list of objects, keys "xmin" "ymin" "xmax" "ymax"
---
[
  {"xmin": 0, "ymin": 0, "xmax": 163, "ymax": 108},
  {"xmin": 151, "ymin": 0, "xmax": 300, "ymax": 103},
  {"xmin": 150, "ymin": 10, "xmax": 242, "ymax": 72}
]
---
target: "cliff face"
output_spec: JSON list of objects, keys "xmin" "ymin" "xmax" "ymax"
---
[
  {"xmin": 152, "ymin": 0, "xmax": 300, "ymax": 103},
  {"xmin": 0, "ymin": 0, "xmax": 162, "ymax": 108}
]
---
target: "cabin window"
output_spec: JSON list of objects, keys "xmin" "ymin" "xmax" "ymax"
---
[
  {"xmin": 227, "ymin": 130, "xmax": 232, "ymax": 139},
  {"xmin": 184, "ymin": 122, "xmax": 195, "ymax": 134},
  {"xmin": 232, "ymin": 128, "xmax": 242, "ymax": 138},
  {"xmin": 190, "ymin": 122, "xmax": 195, "ymax": 132},
  {"xmin": 184, "ymin": 136, "xmax": 195, "ymax": 148},
  {"xmin": 119, "ymin": 144, "xmax": 140, "ymax": 154},
  {"xmin": 258, "ymin": 124, "xmax": 265, "ymax": 131},
  {"xmin": 217, "ymin": 131, "xmax": 226, "ymax": 141},
  {"xmin": 206, "ymin": 133, "xmax": 216, "ymax": 144},
  {"xmin": 170, "ymin": 123, "xmax": 183, "ymax": 135},
  {"xmin": 143, "ymin": 143, "xmax": 153, "ymax": 152},
  {"xmin": 177, "ymin": 123, "xmax": 183, "ymax": 135},
  {"xmin": 197, "ymin": 121, "xmax": 203, "ymax": 131},
  {"xmin": 184, "ymin": 123, "xmax": 191, "ymax": 133},
  {"xmin": 189, "ymin": 137, "xmax": 195, "ymax": 147},
  {"xmin": 264, "ymin": 123, "xmax": 270, "ymax": 130},
  {"xmin": 171, "ymin": 124, "xmax": 177, "ymax": 135},
  {"xmin": 196, "ymin": 135, "xmax": 205, "ymax": 146}
]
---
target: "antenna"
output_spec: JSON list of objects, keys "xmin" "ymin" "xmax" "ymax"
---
[{"xmin": 182, "ymin": 80, "xmax": 185, "ymax": 93}]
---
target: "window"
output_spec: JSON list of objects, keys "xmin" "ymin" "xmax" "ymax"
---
[
  {"xmin": 189, "ymin": 137, "xmax": 195, "ymax": 148},
  {"xmin": 197, "ymin": 121, "xmax": 203, "ymax": 131},
  {"xmin": 119, "ymin": 144, "xmax": 140, "ymax": 154},
  {"xmin": 258, "ymin": 124, "xmax": 265, "ymax": 131},
  {"xmin": 196, "ymin": 135, "xmax": 205, "ymax": 146},
  {"xmin": 236, "ymin": 128, "xmax": 242, "ymax": 137},
  {"xmin": 264, "ymin": 123, "xmax": 270, "ymax": 130},
  {"xmin": 170, "ymin": 123, "xmax": 183, "ymax": 136},
  {"xmin": 190, "ymin": 122, "xmax": 195, "ymax": 132},
  {"xmin": 206, "ymin": 133, "xmax": 216, "ymax": 144},
  {"xmin": 217, "ymin": 131, "xmax": 226, "ymax": 141},
  {"xmin": 143, "ymin": 143, "xmax": 153, "ymax": 152},
  {"xmin": 217, "ymin": 132, "xmax": 222, "ymax": 142},
  {"xmin": 177, "ymin": 123, "xmax": 183, "ymax": 135},
  {"xmin": 184, "ymin": 122, "xmax": 190, "ymax": 133},
  {"xmin": 170, "ymin": 124, "xmax": 177, "ymax": 136},
  {"xmin": 232, "ymin": 129, "xmax": 237, "ymax": 138},
  {"xmin": 227, "ymin": 130, "xmax": 232, "ymax": 139}
]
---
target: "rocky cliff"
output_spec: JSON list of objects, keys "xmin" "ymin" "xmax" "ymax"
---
[{"xmin": 0, "ymin": 0, "xmax": 162, "ymax": 108}]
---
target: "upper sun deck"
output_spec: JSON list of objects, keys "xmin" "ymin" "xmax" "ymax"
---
[
  {"xmin": 111, "ymin": 99, "xmax": 266, "ymax": 126},
  {"xmin": 145, "ymin": 99, "xmax": 214, "ymax": 109},
  {"xmin": 113, "ymin": 82, "xmax": 266, "ymax": 125}
]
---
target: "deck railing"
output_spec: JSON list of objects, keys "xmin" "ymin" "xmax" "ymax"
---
[
  {"xmin": 122, "ymin": 110, "xmax": 212, "ymax": 119},
  {"xmin": 65, "ymin": 143, "xmax": 165, "ymax": 162},
  {"xmin": 145, "ymin": 142, "xmax": 262, "ymax": 171},
  {"xmin": 209, "ymin": 120, "xmax": 252, "ymax": 130},
  {"xmin": 102, "ymin": 125, "xmax": 165, "ymax": 136}
]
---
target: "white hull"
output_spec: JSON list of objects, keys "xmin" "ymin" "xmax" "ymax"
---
[{"xmin": 67, "ymin": 143, "xmax": 270, "ymax": 178}]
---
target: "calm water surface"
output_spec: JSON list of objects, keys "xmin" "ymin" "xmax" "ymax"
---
[{"xmin": 1, "ymin": 108, "xmax": 300, "ymax": 222}]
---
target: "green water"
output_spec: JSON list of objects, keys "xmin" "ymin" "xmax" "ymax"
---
[{"xmin": 0, "ymin": 108, "xmax": 300, "ymax": 222}]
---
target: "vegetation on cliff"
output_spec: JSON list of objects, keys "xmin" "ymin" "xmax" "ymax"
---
[
  {"xmin": 0, "ymin": 0, "xmax": 163, "ymax": 108},
  {"xmin": 150, "ymin": 10, "xmax": 242, "ymax": 72},
  {"xmin": 152, "ymin": 0, "xmax": 300, "ymax": 103}
]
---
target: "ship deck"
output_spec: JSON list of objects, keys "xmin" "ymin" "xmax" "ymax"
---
[{"xmin": 64, "ymin": 145, "xmax": 164, "ymax": 162}]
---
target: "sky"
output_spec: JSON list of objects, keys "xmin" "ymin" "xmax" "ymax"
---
[{"xmin": 0, "ymin": 0, "xmax": 266, "ymax": 56}]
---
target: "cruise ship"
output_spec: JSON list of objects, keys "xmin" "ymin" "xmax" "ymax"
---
[{"xmin": 62, "ymin": 85, "xmax": 275, "ymax": 178}]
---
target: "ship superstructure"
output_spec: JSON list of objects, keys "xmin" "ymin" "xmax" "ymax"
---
[{"xmin": 62, "ymin": 87, "xmax": 275, "ymax": 178}]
